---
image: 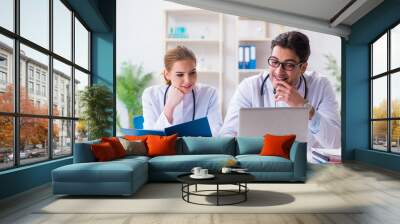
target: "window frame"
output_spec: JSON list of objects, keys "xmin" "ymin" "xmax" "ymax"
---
[
  {"xmin": 370, "ymin": 20, "xmax": 400, "ymax": 154},
  {"xmin": 0, "ymin": 53, "xmax": 7, "ymax": 68},
  {"xmin": 0, "ymin": 53, "xmax": 8, "ymax": 90},
  {"xmin": 0, "ymin": 70, "xmax": 7, "ymax": 85},
  {"xmin": 0, "ymin": 0, "xmax": 92, "ymax": 171}
]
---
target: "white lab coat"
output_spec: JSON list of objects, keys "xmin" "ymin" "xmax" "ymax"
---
[
  {"xmin": 142, "ymin": 83, "xmax": 223, "ymax": 136},
  {"xmin": 220, "ymin": 71, "xmax": 341, "ymax": 160}
]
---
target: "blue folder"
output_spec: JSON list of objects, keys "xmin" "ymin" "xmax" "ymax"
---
[
  {"xmin": 165, "ymin": 117, "xmax": 212, "ymax": 137},
  {"xmin": 120, "ymin": 128, "xmax": 165, "ymax": 136},
  {"xmin": 121, "ymin": 117, "xmax": 212, "ymax": 137}
]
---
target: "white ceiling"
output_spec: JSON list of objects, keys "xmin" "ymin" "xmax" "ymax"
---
[
  {"xmin": 225, "ymin": 0, "xmax": 352, "ymax": 23},
  {"xmin": 167, "ymin": 0, "xmax": 384, "ymax": 38}
]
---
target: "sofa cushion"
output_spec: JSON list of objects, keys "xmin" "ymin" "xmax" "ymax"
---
[
  {"xmin": 181, "ymin": 137, "xmax": 236, "ymax": 155},
  {"xmin": 236, "ymin": 137, "xmax": 263, "ymax": 155},
  {"xmin": 115, "ymin": 155, "xmax": 150, "ymax": 164},
  {"xmin": 101, "ymin": 137, "xmax": 127, "ymax": 158},
  {"xmin": 53, "ymin": 163, "xmax": 135, "ymax": 183},
  {"xmin": 119, "ymin": 138, "xmax": 147, "ymax": 156},
  {"xmin": 148, "ymin": 154, "xmax": 235, "ymax": 172},
  {"xmin": 260, "ymin": 134, "xmax": 296, "ymax": 159},
  {"xmin": 147, "ymin": 134, "xmax": 178, "ymax": 157},
  {"xmin": 53, "ymin": 158, "xmax": 148, "ymax": 183},
  {"xmin": 91, "ymin": 142, "xmax": 118, "ymax": 161},
  {"xmin": 236, "ymin": 155, "xmax": 293, "ymax": 172},
  {"xmin": 124, "ymin": 135, "xmax": 148, "ymax": 142}
]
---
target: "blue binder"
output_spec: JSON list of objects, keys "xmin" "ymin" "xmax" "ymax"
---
[
  {"xmin": 244, "ymin": 45, "xmax": 250, "ymax": 69},
  {"xmin": 238, "ymin": 45, "xmax": 245, "ymax": 69},
  {"xmin": 249, "ymin": 45, "xmax": 256, "ymax": 69}
]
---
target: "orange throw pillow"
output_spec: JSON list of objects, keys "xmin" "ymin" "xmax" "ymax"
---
[
  {"xmin": 91, "ymin": 142, "xmax": 117, "ymax": 161},
  {"xmin": 124, "ymin": 135, "xmax": 148, "ymax": 142},
  {"xmin": 146, "ymin": 134, "xmax": 177, "ymax": 157},
  {"xmin": 101, "ymin": 137, "xmax": 127, "ymax": 158},
  {"xmin": 259, "ymin": 134, "xmax": 296, "ymax": 159}
]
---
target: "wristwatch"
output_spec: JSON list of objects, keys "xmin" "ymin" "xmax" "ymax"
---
[
  {"xmin": 303, "ymin": 100, "xmax": 315, "ymax": 119},
  {"xmin": 303, "ymin": 100, "xmax": 312, "ymax": 110}
]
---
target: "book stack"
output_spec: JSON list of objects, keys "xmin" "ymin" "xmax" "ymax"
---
[{"xmin": 311, "ymin": 148, "xmax": 341, "ymax": 164}]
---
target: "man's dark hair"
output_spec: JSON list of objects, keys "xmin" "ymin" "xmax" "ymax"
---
[{"xmin": 271, "ymin": 31, "xmax": 310, "ymax": 63}]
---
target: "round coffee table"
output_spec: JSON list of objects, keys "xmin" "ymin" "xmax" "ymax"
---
[{"xmin": 177, "ymin": 172, "xmax": 255, "ymax": 206}]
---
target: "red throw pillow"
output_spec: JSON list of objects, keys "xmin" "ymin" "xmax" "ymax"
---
[
  {"xmin": 259, "ymin": 134, "xmax": 296, "ymax": 159},
  {"xmin": 146, "ymin": 134, "xmax": 177, "ymax": 157},
  {"xmin": 91, "ymin": 142, "xmax": 117, "ymax": 161},
  {"xmin": 101, "ymin": 137, "xmax": 127, "ymax": 158}
]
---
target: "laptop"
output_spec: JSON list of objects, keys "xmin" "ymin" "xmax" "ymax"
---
[{"xmin": 238, "ymin": 107, "xmax": 309, "ymax": 142}]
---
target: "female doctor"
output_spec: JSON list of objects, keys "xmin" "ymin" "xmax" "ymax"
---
[
  {"xmin": 220, "ymin": 31, "xmax": 341, "ymax": 158},
  {"xmin": 142, "ymin": 46, "xmax": 222, "ymax": 136}
]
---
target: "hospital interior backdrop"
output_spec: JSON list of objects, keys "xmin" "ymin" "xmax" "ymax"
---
[{"xmin": 116, "ymin": 0, "xmax": 343, "ymax": 162}]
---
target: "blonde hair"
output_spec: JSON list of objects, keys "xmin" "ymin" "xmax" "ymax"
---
[{"xmin": 163, "ymin": 46, "xmax": 197, "ymax": 85}]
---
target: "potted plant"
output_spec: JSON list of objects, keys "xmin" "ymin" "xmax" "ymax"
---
[{"xmin": 79, "ymin": 84, "xmax": 113, "ymax": 140}]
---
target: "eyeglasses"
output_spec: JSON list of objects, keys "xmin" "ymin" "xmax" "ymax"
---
[{"xmin": 267, "ymin": 57, "xmax": 303, "ymax": 71}]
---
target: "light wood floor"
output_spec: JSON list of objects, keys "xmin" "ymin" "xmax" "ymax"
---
[{"xmin": 1, "ymin": 162, "xmax": 400, "ymax": 224}]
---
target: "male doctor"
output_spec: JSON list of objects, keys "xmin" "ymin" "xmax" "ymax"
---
[{"xmin": 220, "ymin": 31, "xmax": 341, "ymax": 161}]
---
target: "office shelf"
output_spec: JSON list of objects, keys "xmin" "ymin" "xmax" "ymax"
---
[{"xmin": 164, "ymin": 8, "xmax": 224, "ymax": 112}]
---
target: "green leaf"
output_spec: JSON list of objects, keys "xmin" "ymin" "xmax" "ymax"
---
[{"xmin": 116, "ymin": 62, "xmax": 153, "ymax": 128}]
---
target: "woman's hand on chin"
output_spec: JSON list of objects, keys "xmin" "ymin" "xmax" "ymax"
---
[{"xmin": 163, "ymin": 86, "xmax": 184, "ymax": 123}]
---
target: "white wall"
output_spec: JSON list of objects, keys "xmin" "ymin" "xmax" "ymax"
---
[
  {"xmin": 116, "ymin": 0, "xmax": 342, "ymax": 128},
  {"xmin": 117, "ymin": 0, "xmax": 166, "ymax": 83},
  {"xmin": 116, "ymin": 0, "xmax": 165, "ymax": 128},
  {"xmin": 302, "ymin": 30, "xmax": 342, "ymax": 107},
  {"xmin": 222, "ymin": 14, "xmax": 238, "ymax": 116}
]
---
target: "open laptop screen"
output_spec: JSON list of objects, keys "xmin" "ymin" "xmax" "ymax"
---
[{"xmin": 238, "ymin": 107, "xmax": 308, "ymax": 142}]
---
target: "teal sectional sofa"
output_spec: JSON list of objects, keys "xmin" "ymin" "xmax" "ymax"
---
[{"xmin": 52, "ymin": 137, "xmax": 307, "ymax": 196}]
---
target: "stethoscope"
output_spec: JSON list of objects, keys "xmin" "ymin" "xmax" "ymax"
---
[
  {"xmin": 259, "ymin": 73, "xmax": 308, "ymax": 107},
  {"xmin": 163, "ymin": 85, "xmax": 196, "ymax": 121}
]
